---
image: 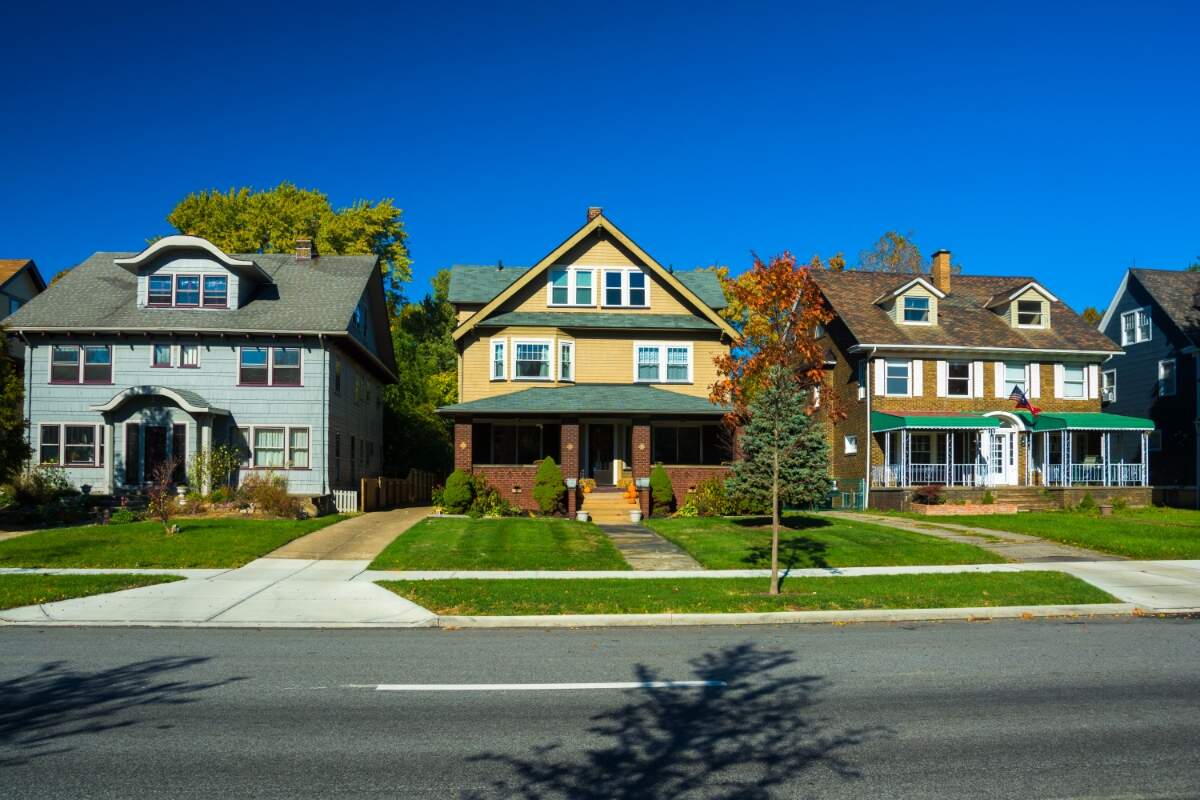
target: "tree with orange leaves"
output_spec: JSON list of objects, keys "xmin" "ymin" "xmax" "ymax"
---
[{"xmin": 711, "ymin": 252, "xmax": 838, "ymax": 594}]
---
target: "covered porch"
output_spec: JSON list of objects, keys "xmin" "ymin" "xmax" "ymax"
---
[
  {"xmin": 870, "ymin": 412, "xmax": 1004, "ymax": 488},
  {"xmin": 1015, "ymin": 411, "xmax": 1153, "ymax": 488}
]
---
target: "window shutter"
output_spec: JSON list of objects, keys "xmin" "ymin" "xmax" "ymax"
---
[
  {"xmin": 874, "ymin": 359, "xmax": 885, "ymax": 397},
  {"xmin": 973, "ymin": 361, "xmax": 985, "ymax": 397},
  {"xmin": 1088, "ymin": 365, "xmax": 1099, "ymax": 399},
  {"xmin": 1029, "ymin": 363, "xmax": 1040, "ymax": 398},
  {"xmin": 936, "ymin": 360, "xmax": 947, "ymax": 397},
  {"xmin": 911, "ymin": 360, "xmax": 923, "ymax": 397},
  {"xmin": 994, "ymin": 361, "xmax": 1005, "ymax": 398},
  {"xmin": 1053, "ymin": 363, "xmax": 1064, "ymax": 398}
]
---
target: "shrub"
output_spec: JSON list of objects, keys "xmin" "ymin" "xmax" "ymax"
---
[
  {"xmin": 108, "ymin": 507, "xmax": 142, "ymax": 524},
  {"xmin": 725, "ymin": 478, "xmax": 767, "ymax": 515},
  {"xmin": 981, "ymin": 490, "xmax": 995, "ymax": 505},
  {"xmin": 11, "ymin": 465, "xmax": 71, "ymax": 507},
  {"xmin": 1111, "ymin": 496, "xmax": 1128, "ymax": 512},
  {"xmin": 692, "ymin": 478, "xmax": 730, "ymax": 517},
  {"xmin": 1076, "ymin": 492, "xmax": 1096, "ymax": 512},
  {"xmin": 442, "ymin": 469, "xmax": 474, "ymax": 514},
  {"xmin": 649, "ymin": 463, "xmax": 674, "ymax": 516},
  {"xmin": 532, "ymin": 457, "xmax": 565, "ymax": 515},
  {"xmin": 208, "ymin": 485, "xmax": 235, "ymax": 505},
  {"xmin": 673, "ymin": 497, "xmax": 699, "ymax": 517},
  {"xmin": 188, "ymin": 445, "xmax": 242, "ymax": 492},
  {"xmin": 146, "ymin": 457, "xmax": 182, "ymax": 534},
  {"xmin": 431, "ymin": 483, "xmax": 446, "ymax": 510},
  {"xmin": 463, "ymin": 474, "xmax": 518, "ymax": 518},
  {"xmin": 238, "ymin": 472, "xmax": 302, "ymax": 518},
  {"xmin": 911, "ymin": 484, "xmax": 946, "ymax": 505}
]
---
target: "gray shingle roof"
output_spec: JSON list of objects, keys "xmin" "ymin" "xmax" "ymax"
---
[
  {"xmin": 674, "ymin": 269, "xmax": 727, "ymax": 310},
  {"xmin": 447, "ymin": 264, "xmax": 530, "ymax": 304},
  {"xmin": 438, "ymin": 384, "xmax": 729, "ymax": 416},
  {"xmin": 476, "ymin": 312, "xmax": 718, "ymax": 331},
  {"xmin": 1130, "ymin": 268, "xmax": 1200, "ymax": 347},
  {"xmin": 5, "ymin": 251, "xmax": 379, "ymax": 335}
]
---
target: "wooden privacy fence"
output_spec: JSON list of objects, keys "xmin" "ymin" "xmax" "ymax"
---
[{"xmin": 359, "ymin": 469, "xmax": 438, "ymax": 512}]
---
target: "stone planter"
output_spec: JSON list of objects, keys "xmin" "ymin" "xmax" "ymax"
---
[
  {"xmin": 576, "ymin": 510, "xmax": 589, "ymax": 522},
  {"xmin": 628, "ymin": 509, "xmax": 642, "ymax": 523},
  {"xmin": 910, "ymin": 503, "xmax": 1019, "ymax": 515}
]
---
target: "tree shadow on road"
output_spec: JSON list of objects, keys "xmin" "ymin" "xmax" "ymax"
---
[
  {"xmin": 0, "ymin": 656, "xmax": 242, "ymax": 767},
  {"xmin": 463, "ymin": 643, "xmax": 887, "ymax": 799}
]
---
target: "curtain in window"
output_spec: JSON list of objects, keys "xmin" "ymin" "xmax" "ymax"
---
[
  {"xmin": 180, "ymin": 345, "xmax": 199, "ymax": 367},
  {"xmin": 254, "ymin": 428, "xmax": 286, "ymax": 468},
  {"xmin": 289, "ymin": 428, "xmax": 309, "ymax": 468},
  {"xmin": 637, "ymin": 346, "xmax": 660, "ymax": 380}
]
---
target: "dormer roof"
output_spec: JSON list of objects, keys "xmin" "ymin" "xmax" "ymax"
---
[
  {"xmin": 872, "ymin": 276, "xmax": 946, "ymax": 305},
  {"xmin": 113, "ymin": 235, "xmax": 273, "ymax": 282},
  {"xmin": 983, "ymin": 280, "xmax": 1059, "ymax": 309}
]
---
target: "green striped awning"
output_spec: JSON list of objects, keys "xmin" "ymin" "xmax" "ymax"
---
[
  {"xmin": 870, "ymin": 411, "xmax": 1001, "ymax": 433},
  {"xmin": 1014, "ymin": 411, "xmax": 1155, "ymax": 431}
]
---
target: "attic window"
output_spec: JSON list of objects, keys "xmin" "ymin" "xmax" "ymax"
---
[
  {"xmin": 902, "ymin": 296, "xmax": 930, "ymax": 323},
  {"xmin": 1016, "ymin": 300, "xmax": 1044, "ymax": 327}
]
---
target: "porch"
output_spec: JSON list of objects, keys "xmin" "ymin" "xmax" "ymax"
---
[{"xmin": 869, "ymin": 410, "xmax": 1153, "ymax": 490}]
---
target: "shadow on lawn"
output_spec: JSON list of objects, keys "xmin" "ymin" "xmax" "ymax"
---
[
  {"xmin": 463, "ymin": 643, "xmax": 886, "ymax": 799},
  {"xmin": 733, "ymin": 516, "xmax": 832, "ymax": 570},
  {"xmin": 0, "ymin": 656, "xmax": 242, "ymax": 767}
]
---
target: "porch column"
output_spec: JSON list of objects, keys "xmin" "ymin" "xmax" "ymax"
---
[
  {"xmin": 1141, "ymin": 431, "xmax": 1149, "ymax": 486},
  {"xmin": 104, "ymin": 420, "xmax": 115, "ymax": 495},
  {"xmin": 1063, "ymin": 430, "xmax": 1071, "ymax": 487},
  {"xmin": 1102, "ymin": 431, "xmax": 1110, "ymax": 487},
  {"xmin": 883, "ymin": 432, "xmax": 892, "ymax": 486},
  {"xmin": 453, "ymin": 420, "xmax": 473, "ymax": 472},
  {"xmin": 900, "ymin": 430, "xmax": 909, "ymax": 487},
  {"xmin": 945, "ymin": 432, "xmax": 952, "ymax": 486},
  {"xmin": 561, "ymin": 420, "xmax": 580, "ymax": 517},
  {"xmin": 199, "ymin": 417, "xmax": 213, "ymax": 495},
  {"xmin": 632, "ymin": 420, "xmax": 651, "ymax": 517},
  {"xmin": 1042, "ymin": 431, "xmax": 1049, "ymax": 486}
]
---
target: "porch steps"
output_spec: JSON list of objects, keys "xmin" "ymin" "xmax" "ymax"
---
[
  {"xmin": 581, "ymin": 490, "xmax": 639, "ymax": 524},
  {"xmin": 988, "ymin": 487, "xmax": 1061, "ymax": 512}
]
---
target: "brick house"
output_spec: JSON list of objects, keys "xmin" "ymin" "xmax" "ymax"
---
[
  {"xmin": 437, "ymin": 208, "xmax": 738, "ymax": 516},
  {"xmin": 813, "ymin": 253, "xmax": 1155, "ymax": 510}
]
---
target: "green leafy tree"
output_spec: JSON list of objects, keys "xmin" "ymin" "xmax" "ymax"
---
[
  {"xmin": 533, "ymin": 457, "xmax": 565, "ymax": 515},
  {"xmin": 1081, "ymin": 306, "xmax": 1102, "ymax": 325},
  {"xmin": 165, "ymin": 182, "xmax": 410, "ymax": 309},
  {"xmin": 1187, "ymin": 256, "xmax": 1200, "ymax": 272},
  {"xmin": 0, "ymin": 330, "xmax": 31, "ymax": 483}
]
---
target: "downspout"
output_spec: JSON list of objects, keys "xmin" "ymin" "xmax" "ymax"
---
[{"xmin": 863, "ymin": 346, "xmax": 877, "ymax": 510}]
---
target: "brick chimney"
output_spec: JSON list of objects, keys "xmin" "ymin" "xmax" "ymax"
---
[
  {"xmin": 931, "ymin": 249, "xmax": 951, "ymax": 294},
  {"xmin": 587, "ymin": 206, "xmax": 603, "ymax": 221},
  {"xmin": 295, "ymin": 237, "xmax": 315, "ymax": 261}
]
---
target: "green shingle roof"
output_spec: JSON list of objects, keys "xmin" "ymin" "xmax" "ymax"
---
[
  {"xmin": 446, "ymin": 265, "xmax": 530, "ymax": 304},
  {"xmin": 476, "ymin": 312, "xmax": 718, "ymax": 331},
  {"xmin": 438, "ymin": 384, "xmax": 728, "ymax": 416},
  {"xmin": 674, "ymin": 269, "xmax": 728, "ymax": 310},
  {"xmin": 1014, "ymin": 411, "xmax": 1154, "ymax": 431}
]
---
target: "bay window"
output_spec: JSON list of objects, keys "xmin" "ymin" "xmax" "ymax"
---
[
  {"xmin": 513, "ymin": 341, "xmax": 551, "ymax": 380},
  {"xmin": 635, "ymin": 342, "xmax": 692, "ymax": 383},
  {"xmin": 491, "ymin": 339, "xmax": 506, "ymax": 380},
  {"xmin": 559, "ymin": 340, "xmax": 574, "ymax": 382}
]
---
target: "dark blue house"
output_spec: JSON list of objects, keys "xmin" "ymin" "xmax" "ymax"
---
[{"xmin": 1098, "ymin": 268, "xmax": 1199, "ymax": 505}]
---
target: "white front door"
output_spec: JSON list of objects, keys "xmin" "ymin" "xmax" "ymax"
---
[{"xmin": 988, "ymin": 430, "xmax": 1018, "ymax": 485}]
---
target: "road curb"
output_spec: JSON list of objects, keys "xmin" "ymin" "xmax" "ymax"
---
[{"xmin": 434, "ymin": 602, "xmax": 1138, "ymax": 629}]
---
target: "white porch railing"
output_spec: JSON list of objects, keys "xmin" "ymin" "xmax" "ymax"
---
[
  {"xmin": 872, "ymin": 463, "xmax": 990, "ymax": 488},
  {"xmin": 1107, "ymin": 463, "xmax": 1146, "ymax": 486}
]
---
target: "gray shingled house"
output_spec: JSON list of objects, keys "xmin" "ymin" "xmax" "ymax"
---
[{"xmin": 5, "ymin": 235, "xmax": 395, "ymax": 497}]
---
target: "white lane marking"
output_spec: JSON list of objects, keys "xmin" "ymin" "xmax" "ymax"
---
[{"xmin": 375, "ymin": 681, "xmax": 726, "ymax": 692}]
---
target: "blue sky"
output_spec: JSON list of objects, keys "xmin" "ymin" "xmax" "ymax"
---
[{"xmin": 2, "ymin": 1, "xmax": 1197, "ymax": 312}]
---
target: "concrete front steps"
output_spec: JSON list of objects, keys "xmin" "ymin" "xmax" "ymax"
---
[
  {"xmin": 989, "ymin": 487, "xmax": 1064, "ymax": 511},
  {"xmin": 581, "ymin": 489, "xmax": 640, "ymax": 524}
]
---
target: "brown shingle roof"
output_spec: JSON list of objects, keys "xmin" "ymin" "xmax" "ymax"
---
[
  {"xmin": 1130, "ymin": 268, "xmax": 1200, "ymax": 347},
  {"xmin": 0, "ymin": 259, "xmax": 34, "ymax": 287},
  {"xmin": 812, "ymin": 270, "xmax": 1120, "ymax": 353}
]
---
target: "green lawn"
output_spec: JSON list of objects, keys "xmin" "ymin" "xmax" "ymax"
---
[
  {"xmin": 0, "ymin": 574, "xmax": 183, "ymax": 610},
  {"xmin": 370, "ymin": 517, "xmax": 630, "ymax": 571},
  {"xmin": 0, "ymin": 515, "xmax": 347, "ymax": 568},
  {"xmin": 909, "ymin": 507, "xmax": 1200, "ymax": 560},
  {"xmin": 645, "ymin": 513, "xmax": 1003, "ymax": 569},
  {"xmin": 379, "ymin": 572, "xmax": 1115, "ymax": 615}
]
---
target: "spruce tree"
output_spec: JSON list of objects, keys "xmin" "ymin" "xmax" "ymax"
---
[{"xmin": 0, "ymin": 330, "xmax": 30, "ymax": 484}]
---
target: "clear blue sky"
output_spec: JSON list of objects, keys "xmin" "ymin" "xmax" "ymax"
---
[{"xmin": 2, "ymin": 1, "xmax": 1197, "ymax": 312}]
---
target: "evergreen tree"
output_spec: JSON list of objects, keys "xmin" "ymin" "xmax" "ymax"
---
[{"xmin": 0, "ymin": 331, "xmax": 31, "ymax": 483}]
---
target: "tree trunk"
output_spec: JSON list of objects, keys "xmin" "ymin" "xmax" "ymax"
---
[{"xmin": 770, "ymin": 440, "xmax": 780, "ymax": 595}]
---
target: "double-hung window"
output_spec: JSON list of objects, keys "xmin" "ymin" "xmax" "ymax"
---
[
  {"xmin": 240, "ymin": 425, "xmax": 310, "ymax": 469},
  {"xmin": 239, "ymin": 346, "xmax": 301, "ymax": 386},
  {"xmin": 272, "ymin": 347, "xmax": 301, "ymax": 385},
  {"xmin": 82, "ymin": 346, "xmax": 112, "ymax": 383},
  {"xmin": 202, "ymin": 276, "xmax": 228, "ymax": 308},
  {"xmin": 559, "ymin": 340, "xmax": 574, "ymax": 382},
  {"xmin": 1158, "ymin": 359, "xmax": 1176, "ymax": 397},
  {"xmin": 946, "ymin": 362, "xmax": 971, "ymax": 396},
  {"xmin": 174, "ymin": 275, "xmax": 200, "ymax": 306},
  {"xmin": 50, "ymin": 345, "xmax": 80, "ymax": 383},
  {"xmin": 885, "ymin": 359, "xmax": 910, "ymax": 395},
  {"xmin": 51, "ymin": 344, "xmax": 112, "ymax": 384},
  {"xmin": 39, "ymin": 423, "xmax": 103, "ymax": 467},
  {"xmin": 1101, "ymin": 369, "xmax": 1116, "ymax": 402},
  {"xmin": 1061, "ymin": 365, "xmax": 1085, "ymax": 399},
  {"xmin": 1005, "ymin": 362, "xmax": 1027, "ymax": 394},
  {"xmin": 491, "ymin": 340, "xmax": 506, "ymax": 380},
  {"xmin": 180, "ymin": 344, "xmax": 200, "ymax": 368},
  {"xmin": 152, "ymin": 344, "xmax": 173, "ymax": 368},
  {"xmin": 239, "ymin": 347, "xmax": 270, "ymax": 385},
  {"xmin": 1120, "ymin": 308, "xmax": 1152, "ymax": 345},
  {"xmin": 253, "ymin": 428, "xmax": 286, "ymax": 468},
  {"xmin": 903, "ymin": 296, "xmax": 930, "ymax": 323},
  {"xmin": 148, "ymin": 275, "xmax": 173, "ymax": 306},
  {"xmin": 547, "ymin": 267, "xmax": 595, "ymax": 306},
  {"xmin": 634, "ymin": 343, "xmax": 692, "ymax": 383},
  {"xmin": 513, "ymin": 341, "xmax": 551, "ymax": 380},
  {"xmin": 1016, "ymin": 300, "xmax": 1044, "ymax": 327},
  {"xmin": 602, "ymin": 269, "xmax": 650, "ymax": 307}
]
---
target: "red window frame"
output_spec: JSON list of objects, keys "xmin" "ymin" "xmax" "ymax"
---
[{"xmin": 173, "ymin": 274, "xmax": 201, "ymax": 307}]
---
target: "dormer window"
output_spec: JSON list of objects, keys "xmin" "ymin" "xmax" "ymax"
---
[
  {"xmin": 903, "ymin": 296, "xmax": 930, "ymax": 323},
  {"xmin": 203, "ymin": 276, "xmax": 228, "ymax": 308},
  {"xmin": 1016, "ymin": 300, "xmax": 1044, "ymax": 327},
  {"xmin": 146, "ymin": 273, "xmax": 230, "ymax": 309},
  {"xmin": 175, "ymin": 276, "xmax": 201, "ymax": 306},
  {"xmin": 148, "ymin": 275, "xmax": 173, "ymax": 306}
]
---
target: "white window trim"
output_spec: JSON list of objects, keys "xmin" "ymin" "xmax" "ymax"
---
[
  {"xmin": 633, "ymin": 341, "xmax": 693, "ymax": 384},
  {"xmin": 558, "ymin": 339, "xmax": 575, "ymax": 382},
  {"xmin": 602, "ymin": 267, "xmax": 652, "ymax": 309},
  {"xmin": 1014, "ymin": 299, "xmax": 1048, "ymax": 329},
  {"xmin": 238, "ymin": 424, "xmax": 313, "ymax": 470},
  {"xmin": 883, "ymin": 358, "xmax": 912, "ymax": 397},
  {"xmin": 1101, "ymin": 368, "xmax": 1117, "ymax": 402},
  {"xmin": 511, "ymin": 338, "xmax": 554, "ymax": 382},
  {"xmin": 1060, "ymin": 364, "xmax": 1086, "ymax": 400},
  {"xmin": 900, "ymin": 295, "xmax": 933, "ymax": 326},
  {"xmin": 546, "ymin": 266, "xmax": 596, "ymax": 307},
  {"xmin": 1120, "ymin": 307, "xmax": 1152, "ymax": 345},
  {"xmin": 490, "ymin": 338, "xmax": 507, "ymax": 381},
  {"xmin": 1158, "ymin": 359, "xmax": 1176, "ymax": 397},
  {"xmin": 38, "ymin": 422, "xmax": 105, "ymax": 468},
  {"xmin": 237, "ymin": 345, "xmax": 304, "ymax": 387},
  {"xmin": 844, "ymin": 434, "xmax": 858, "ymax": 455},
  {"xmin": 148, "ymin": 343, "xmax": 202, "ymax": 369},
  {"xmin": 944, "ymin": 360, "xmax": 973, "ymax": 398}
]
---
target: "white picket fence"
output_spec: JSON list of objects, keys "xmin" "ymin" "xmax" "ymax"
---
[{"xmin": 333, "ymin": 489, "xmax": 359, "ymax": 513}]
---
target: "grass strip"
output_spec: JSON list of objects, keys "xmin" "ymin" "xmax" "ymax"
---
[
  {"xmin": 0, "ymin": 573, "xmax": 183, "ymax": 611},
  {"xmin": 369, "ymin": 517, "xmax": 631, "ymax": 571},
  {"xmin": 646, "ymin": 513, "xmax": 1003, "ymax": 569},
  {"xmin": 379, "ymin": 572, "xmax": 1114, "ymax": 615},
  {"xmin": 0, "ymin": 515, "xmax": 348, "ymax": 569}
]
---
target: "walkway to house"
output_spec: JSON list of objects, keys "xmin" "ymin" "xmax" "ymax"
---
[
  {"xmin": 824, "ymin": 511, "xmax": 1124, "ymax": 563},
  {"xmin": 265, "ymin": 506, "xmax": 431, "ymax": 560},
  {"xmin": 598, "ymin": 524, "xmax": 703, "ymax": 570}
]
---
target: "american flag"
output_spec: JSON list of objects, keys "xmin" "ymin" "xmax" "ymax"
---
[{"xmin": 1010, "ymin": 385, "xmax": 1040, "ymax": 416}]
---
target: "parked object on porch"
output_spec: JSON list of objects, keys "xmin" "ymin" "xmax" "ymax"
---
[
  {"xmin": 911, "ymin": 484, "xmax": 946, "ymax": 505},
  {"xmin": 580, "ymin": 478, "xmax": 596, "ymax": 494},
  {"xmin": 532, "ymin": 456, "xmax": 566, "ymax": 515},
  {"xmin": 909, "ymin": 502, "xmax": 1019, "ymax": 515}
]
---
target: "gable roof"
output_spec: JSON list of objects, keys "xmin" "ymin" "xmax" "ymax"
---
[
  {"xmin": 451, "ymin": 213, "xmax": 738, "ymax": 341},
  {"xmin": 983, "ymin": 280, "xmax": 1059, "ymax": 309},
  {"xmin": 1118, "ymin": 268, "xmax": 1200, "ymax": 347},
  {"xmin": 872, "ymin": 276, "xmax": 945, "ymax": 304},
  {"xmin": 476, "ymin": 311, "xmax": 718, "ymax": 331},
  {"xmin": 0, "ymin": 259, "xmax": 46, "ymax": 292},
  {"xmin": 812, "ymin": 270, "xmax": 1120, "ymax": 355}
]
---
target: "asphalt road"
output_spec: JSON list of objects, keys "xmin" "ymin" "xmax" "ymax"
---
[{"xmin": 1, "ymin": 619, "xmax": 1198, "ymax": 799}]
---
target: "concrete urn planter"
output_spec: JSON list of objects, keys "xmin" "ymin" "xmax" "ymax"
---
[
  {"xmin": 576, "ymin": 510, "xmax": 589, "ymax": 522},
  {"xmin": 628, "ymin": 509, "xmax": 642, "ymax": 523}
]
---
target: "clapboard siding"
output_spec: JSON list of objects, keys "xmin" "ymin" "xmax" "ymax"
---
[{"xmin": 326, "ymin": 343, "xmax": 384, "ymax": 490}]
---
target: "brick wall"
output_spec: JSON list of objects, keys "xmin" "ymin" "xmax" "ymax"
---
[
  {"xmin": 561, "ymin": 421, "xmax": 580, "ymax": 516},
  {"xmin": 820, "ymin": 322, "xmax": 869, "ymax": 484},
  {"xmin": 872, "ymin": 362, "xmax": 1102, "ymax": 415},
  {"xmin": 454, "ymin": 422, "xmax": 472, "ymax": 471},
  {"xmin": 664, "ymin": 466, "xmax": 733, "ymax": 499},
  {"xmin": 473, "ymin": 465, "xmax": 541, "ymax": 512}
]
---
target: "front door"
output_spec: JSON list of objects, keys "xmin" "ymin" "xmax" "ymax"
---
[
  {"xmin": 989, "ymin": 430, "xmax": 1018, "ymax": 485},
  {"xmin": 589, "ymin": 424, "xmax": 614, "ymax": 485},
  {"xmin": 144, "ymin": 426, "xmax": 168, "ymax": 483}
]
